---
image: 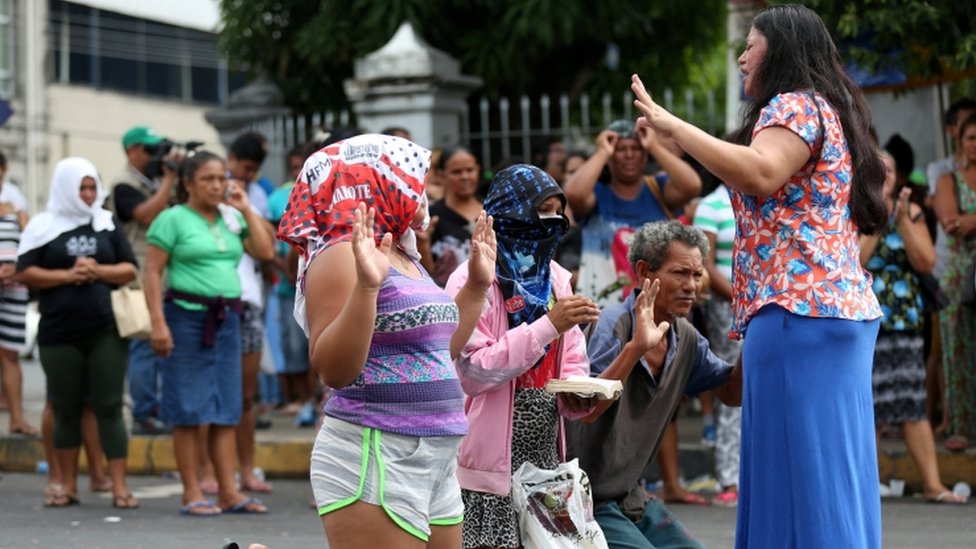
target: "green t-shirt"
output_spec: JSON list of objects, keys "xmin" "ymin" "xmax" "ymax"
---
[{"xmin": 147, "ymin": 205, "xmax": 248, "ymax": 310}]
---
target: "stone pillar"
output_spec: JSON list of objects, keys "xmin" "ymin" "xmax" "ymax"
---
[
  {"xmin": 205, "ymin": 77, "xmax": 291, "ymax": 185},
  {"xmin": 344, "ymin": 22, "xmax": 483, "ymax": 149}
]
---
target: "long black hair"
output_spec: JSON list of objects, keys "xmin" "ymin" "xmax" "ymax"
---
[
  {"xmin": 176, "ymin": 151, "xmax": 224, "ymax": 203},
  {"xmin": 732, "ymin": 4, "xmax": 886, "ymax": 235}
]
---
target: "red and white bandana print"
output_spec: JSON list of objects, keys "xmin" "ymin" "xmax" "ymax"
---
[{"xmin": 277, "ymin": 134, "xmax": 431, "ymax": 333}]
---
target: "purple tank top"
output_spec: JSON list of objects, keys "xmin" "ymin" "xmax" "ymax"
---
[{"xmin": 323, "ymin": 265, "xmax": 467, "ymax": 437}]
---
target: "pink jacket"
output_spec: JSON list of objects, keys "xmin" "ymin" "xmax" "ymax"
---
[{"xmin": 445, "ymin": 260, "xmax": 591, "ymax": 496}]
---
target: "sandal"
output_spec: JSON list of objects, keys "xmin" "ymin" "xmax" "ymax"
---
[
  {"xmin": 9, "ymin": 424, "xmax": 40, "ymax": 438},
  {"xmin": 112, "ymin": 493, "xmax": 140, "ymax": 509},
  {"xmin": 44, "ymin": 486, "xmax": 80, "ymax": 508},
  {"xmin": 222, "ymin": 497, "xmax": 268, "ymax": 514},
  {"xmin": 179, "ymin": 499, "xmax": 221, "ymax": 517},
  {"xmin": 945, "ymin": 435, "xmax": 969, "ymax": 452},
  {"xmin": 925, "ymin": 491, "xmax": 968, "ymax": 505},
  {"xmin": 664, "ymin": 492, "xmax": 711, "ymax": 506}
]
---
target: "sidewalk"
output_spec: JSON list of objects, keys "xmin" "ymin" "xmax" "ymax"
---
[{"xmin": 3, "ymin": 357, "xmax": 976, "ymax": 493}]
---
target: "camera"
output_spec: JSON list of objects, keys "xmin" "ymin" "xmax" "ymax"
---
[{"xmin": 144, "ymin": 139, "xmax": 205, "ymax": 179}]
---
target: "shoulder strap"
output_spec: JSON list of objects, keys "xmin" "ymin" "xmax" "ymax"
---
[{"xmin": 644, "ymin": 175, "xmax": 675, "ymax": 220}]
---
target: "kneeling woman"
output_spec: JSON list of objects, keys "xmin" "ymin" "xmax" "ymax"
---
[
  {"xmin": 277, "ymin": 134, "xmax": 496, "ymax": 548},
  {"xmin": 144, "ymin": 152, "xmax": 274, "ymax": 516},
  {"xmin": 446, "ymin": 164, "xmax": 599, "ymax": 549}
]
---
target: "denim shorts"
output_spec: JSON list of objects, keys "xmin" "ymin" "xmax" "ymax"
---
[
  {"xmin": 159, "ymin": 301, "xmax": 242, "ymax": 426},
  {"xmin": 310, "ymin": 416, "xmax": 464, "ymax": 543}
]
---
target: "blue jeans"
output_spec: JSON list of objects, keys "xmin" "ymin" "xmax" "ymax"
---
[
  {"xmin": 594, "ymin": 499, "xmax": 704, "ymax": 549},
  {"xmin": 128, "ymin": 338, "xmax": 162, "ymax": 421}
]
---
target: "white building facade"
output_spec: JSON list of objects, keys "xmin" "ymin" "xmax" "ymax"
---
[{"xmin": 0, "ymin": 0, "xmax": 243, "ymax": 211}]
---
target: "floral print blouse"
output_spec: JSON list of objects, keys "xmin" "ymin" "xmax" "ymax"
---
[{"xmin": 728, "ymin": 92, "xmax": 882, "ymax": 338}]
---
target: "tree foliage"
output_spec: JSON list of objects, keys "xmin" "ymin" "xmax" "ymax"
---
[
  {"xmin": 217, "ymin": 0, "xmax": 726, "ymax": 113},
  {"xmin": 793, "ymin": 0, "xmax": 976, "ymax": 83}
]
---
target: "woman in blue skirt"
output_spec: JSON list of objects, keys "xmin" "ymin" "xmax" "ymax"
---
[{"xmin": 631, "ymin": 4, "xmax": 887, "ymax": 548}]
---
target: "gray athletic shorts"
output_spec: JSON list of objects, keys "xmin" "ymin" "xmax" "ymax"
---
[{"xmin": 310, "ymin": 416, "xmax": 464, "ymax": 542}]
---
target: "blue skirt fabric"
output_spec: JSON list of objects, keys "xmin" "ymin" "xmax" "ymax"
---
[
  {"xmin": 736, "ymin": 305, "xmax": 881, "ymax": 549},
  {"xmin": 159, "ymin": 301, "xmax": 243, "ymax": 426}
]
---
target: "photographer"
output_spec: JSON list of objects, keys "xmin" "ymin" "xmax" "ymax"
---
[{"xmin": 110, "ymin": 125, "xmax": 181, "ymax": 436}]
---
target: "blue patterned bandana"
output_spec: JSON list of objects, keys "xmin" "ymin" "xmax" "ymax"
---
[{"xmin": 484, "ymin": 164, "xmax": 568, "ymax": 333}]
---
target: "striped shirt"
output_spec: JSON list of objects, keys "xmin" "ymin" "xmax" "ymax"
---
[
  {"xmin": 693, "ymin": 185, "xmax": 735, "ymax": 283},
  {"xmin": 323, "ymin": 265, "xmax": 468, "ymax": 437}
]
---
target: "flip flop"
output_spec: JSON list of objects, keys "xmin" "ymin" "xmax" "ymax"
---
[
  {"xmin": 222, "ymin": 497, "xmax": 268, "ymax": 514},
  {"xmin": 44, "ymin": 489, "xmax": 80, "ymax": 508},
  {"xmin": 945, "ymin": 435, "xmax": 969, "ymax": 452},
  {"xmin": 112, "ymin": 493, "xmax": 140, "ymax": 509},
  {"xmin": 179, "ymin": 499, "xmax": 222, "ymax": 517},
  {"xmin": 9, "ymin": 425, "xmax": 40, "ymax": 439},
  {"xmin": 664, "ymin": 492, "xmax": 711, "ymax": 506},
  {"xmin": 925, "ymin": 491, "xmax": 968, "ymax": 505}
]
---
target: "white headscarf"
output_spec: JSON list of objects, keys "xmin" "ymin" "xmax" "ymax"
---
[{"xmin": 18, "ymin": 157, "xmax": 115, "ymax": 255}]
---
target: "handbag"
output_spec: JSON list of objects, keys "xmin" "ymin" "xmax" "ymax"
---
[
  {"xmin": 110, "ymin": 287, "xmax": 152, "ymax": 339},
  {"xmin": 511, "ymin": 459, "xmax": 609, "ymax": 549},
  {"xmin": 917, "ymin": 272, "xmax": 949, "ymax": 313}
]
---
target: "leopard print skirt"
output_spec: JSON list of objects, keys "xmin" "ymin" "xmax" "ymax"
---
[{"xmin": 461, "ymin": 388, "xmax": 559, "ymax": 548}]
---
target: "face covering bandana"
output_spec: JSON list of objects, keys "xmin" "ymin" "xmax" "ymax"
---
[{"xmin": 484, "ymin": 164, "xmax": 568, "ymax": 337}]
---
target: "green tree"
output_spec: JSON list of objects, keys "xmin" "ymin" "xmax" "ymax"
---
[
  {"xmin": 218, "ymin": 0, "xmax": 726, "ymax": 115},
  {"xmin": 794, "ymin": 0, "xmax": 976, "ymax": 85}
]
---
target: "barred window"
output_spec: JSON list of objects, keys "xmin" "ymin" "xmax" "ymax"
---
[{"xmin": 48, "ymin": 0, "xmax": 247, "ymax": 104}]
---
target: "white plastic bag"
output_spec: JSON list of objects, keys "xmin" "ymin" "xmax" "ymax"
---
[{"xmin": 511, "ymin": 458, "xmax": 609, "ymax": 549}]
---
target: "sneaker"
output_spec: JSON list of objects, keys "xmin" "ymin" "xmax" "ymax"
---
[
  {"xmin": 295, "ymin": 402, "xmax": 316, "ymax": 427},
  {"xmin": 255, "ymin": 416, "xmax": 273, "ymax": 430},
  {"xmin": 131, "ymin": 416, "xmax": 172, "ymax": 436},
  {"xmin": 701, "ymin": 424, "xmax": 717, "ymax": 447},
  {"xmin": 712, "ymin": 490, "xmax": 738, "ymax": 507}
]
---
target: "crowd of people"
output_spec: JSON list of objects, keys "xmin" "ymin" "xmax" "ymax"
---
[{"xmin": 0, "ymin": 3, "xmax": 972, "ymax": 549}]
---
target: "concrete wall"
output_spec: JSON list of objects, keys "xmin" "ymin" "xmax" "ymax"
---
[
  {"xmin": 866, "ymin": 86, "xmax": 945, "ymax": 176},
  {"xmin": 40, "ymin": 84, "xmax": 222, "ymax": 205}
]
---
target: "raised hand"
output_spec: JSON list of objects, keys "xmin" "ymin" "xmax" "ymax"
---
[
  {"xmin": 631, "ymin": 74, "xmax": 682, "ymax": 137},
  {"xmin": 595, "ymin": 130, "xmax": 619, "ymax": 158},
  {"xmin": 351, "ymin": 203, "xmax": 393, "ymax": 292},
  {"xmin": 893, "ymin": 186, "xmax": 911, "ymax": 224},
  {"xmin": 547, "ymin": 295, "xmax": 600, "ymax": 334},
  {"xmin": 632, "ymin": 278, "xmax": 670, "ymax": 352},
  {"xmin": 466, "ymin": 211, "xmax": 496, "ymax": 290},
  {"xmin": 225, "ymin": 179, "xmax": 252, "ymax": 213},
  {"xmin": 637, "ymin": 125, "xmax": 658, "ymax": 153}
]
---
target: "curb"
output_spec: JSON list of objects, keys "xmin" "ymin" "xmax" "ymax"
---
[
  {"xmin": 3, "ymin": 436, "xmax": 975, "ymax": 490},
  {"xmin": 0, "ymin": 435, "xmax": 313, "ymax": 478}
]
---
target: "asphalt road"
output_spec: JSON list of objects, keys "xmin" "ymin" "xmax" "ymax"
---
[{"xmin": 0, "ymin": 472, "xmax": 973, "ymax": 548}]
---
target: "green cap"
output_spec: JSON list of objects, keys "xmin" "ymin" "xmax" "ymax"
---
[{"xmin": 122, "ymin": 126, "xmax": 165, "ymax": 150}]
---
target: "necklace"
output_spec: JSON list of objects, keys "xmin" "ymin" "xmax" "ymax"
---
[{"xmin": 209, "ymin": 222, "xmax": 227, "ymax": 253}]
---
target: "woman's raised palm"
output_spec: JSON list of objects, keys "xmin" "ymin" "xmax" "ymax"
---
[{"xmin": 351, "ymin": 204, "xmax": 393, "ymax": 291}]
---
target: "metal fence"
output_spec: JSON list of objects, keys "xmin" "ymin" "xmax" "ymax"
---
[
  {"xmin": 462, "ymin": 88, "xmax": 720, "ymax": 168},
  {"xmin": 245, "ymin": 110, "xmax": 352, "ymax": 188},
  {"xmin": 249, "ymin": 87, "xmax": 719, "ymax": 184}
]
